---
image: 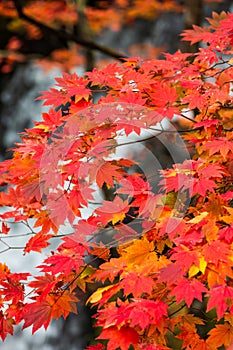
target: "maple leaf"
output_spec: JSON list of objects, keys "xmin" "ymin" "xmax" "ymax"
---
[
  {"xmin": 207, "ymin": 284, "xmax": 233, "ymax": 319},
  {"xmin": 202, "ymin": 240, "xmax": 230, "ymax": 266},
  {"xmin": 89, "ymin": 244, "xmax": 110, "ymax": 261},
  {"xmin": 91, "ymin": 286, "xmax": 125, "ymax": 310},
  {"xmin": 129, "ymin": 298, "xmax": 168, "ymax": 328},
  {"xmin": 95, "ymin": 258, "xmax": 127, "ymax": 283},
  {"xmin": 201, "ymin": 219, "xmax": 219, "ymax": 243},
  {"xmin": 1, "ymin": 9, "xmax": 233, "ymax": 346},
  {"xmin": 119, "ymin": 236, "xmax": 157, "ymax": 265},
  {"xmin": 116, "ymin": 118, "xmax": 145, "ymax": 136},
  {"xmin": 206, "ymin": 323, "xmax": 233, "ymax": 349},
  {"xmin": 87, "ymin": 285, "xmax": 118, "ymax": 305},
  {"xmin": 97, "ymin": 298, "xmax": 167, "ymax": 333},
  {"xmin": 192, "ymin": 177, "xmax": 217, "ymax": 197},
  {"xmin": 23, "ymin": 291, "xmax": 78, "ymax": 334},
  {"xmin": 1, "ymin": 279, "xmax": 25, "ymax": 304},
  {"xmin": 46, "ymin": 191, "xmax": 75, "ymax": 227},
  {"xmin": 150, "ymin": 84, "xmax": 178, "ymax": 119},
  {"xmin": 121, "ymin": 272, "xmax": 155, "ymax": 297},
  {"xmin": 36, "ymin": 88, "xmax": 70, "ymax": 107},
  {"xmin": 22, "ymin": 300, "xmax": 52, "ymax": 333},
  {"xmin": 86, "ymin": 63, "xmax": 125, "ymax": 88},
  {"xmin": 95, "ymin": 196, "xmax": 130, "ymax": 225},
  {"xmin": 0, "ymin": 314, "xmax": 14, "ymax": 341},
  {"xmin": 182, "ymin": 90, "xmax": 208, "ymax": 110},
  {"xmin": 1, "ymin": 222, "xmax": 10, "ymax": 234},
  {"xmin": 96, "ymin": 162, "xmax": 122, "ymax": 188},
  {"xmin": 28, "ymin": 273, "xmax": 57, "ymax": 298},
  {"xmin": 178, "ymin": 323, "xmax": 214, "ymax": 350},
  {"xmin": 158, "ymin": 263, "xmax": 184, "ymax": 286},
  {"xmin": 171, "ymin": 278, "xmax": 207, "ymax": 307},
  {"xmin": 159, "ymin": 160, "xmax": 194, "ymax": 195},
  {"xmin": 219, "ymin": 225, "xmax": 233, "ymax": 244},
  {"xmin": 70, "ymin": 219, "xmax": 98, "ymax": 245},
  {"xmin": 24, "ymin": 232, "xmax": 53, "ymax": 254},
  {"xmin": 119, "ymin": 90, "xmax": 147, "ymax": 106},
  {"xmin": 41, "ymin": 108, "xmax": 63, "ymax": 127},
  {"xmin": 54, "ymin": 72, "xmax": 90, "ymax": 101},
  {"xmin": 171, "ymin": 246, "xmax": 199, "ymax": 270},
  {"xmin": 46, "ymin": 291, "xmax": 78, "ymax": 320},
  {"xmin": 203, "ymin": 138, "xmax": 232, "ymax": 160},
  {"xmin": 97, "ymin": 326, "xmax": 140, "ymax": 350},
  {"xmin": 181, "ymin": 25, "xmax": 211, "ymax": 45},
  {"xmin": 38, "ymin": 251, "xmax": 84, "ymax": 275},
  {"xmin": 33, "ymin": 211, "xmax": 58, "ymax": 236},
  {"xmin": 20, "ymin": 179, "xmax": 42, "ymax": 203},
  {"xmin": 197, "ymin": 163, "xmax": 227, "ymax": 179},
  {"xmin": 67, "ymin": 186, "xmax": 94, "ymax": 214},
  {"xmin": 194, "ymin": 119, "xmax": 219, "ymax": 131}
]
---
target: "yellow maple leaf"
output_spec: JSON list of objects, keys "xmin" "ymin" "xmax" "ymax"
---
[{"xmin": 119, "ymin": 236, "xmax": 157, "ymax": 265}]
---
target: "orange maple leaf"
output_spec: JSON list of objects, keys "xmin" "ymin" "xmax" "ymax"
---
[
  {"xmin": 96, "ymin": 162, "xmax": 122, "ymax": 188},
  {"xmin": 206, "ymin": 323, "xmax": 233, "ymax": 348}
]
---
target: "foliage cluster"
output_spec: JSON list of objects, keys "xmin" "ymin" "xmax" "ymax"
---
[{"xmin": 0, "ymin": 6, "xmax": 233, "ymax": 350}]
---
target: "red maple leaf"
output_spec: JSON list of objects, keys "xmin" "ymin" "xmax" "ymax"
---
[
  {"xmin": 158, "ymin": 263, "xmax": 184, "ymax": 286},
  {"xmin": 121, "ymin": 272, "xmax": 155, "ymax": 297},
  {"xmin": 22, "ymin": 300, "xmax": 52, "ymax": 333},
  {"xmin": 54, "ymin": 72, "xmax": 90, "ymax": 101},
  {"xmin": 203, "ymin": 138, "xmax": 232, "ymax": 160},
  {"xmin": 24, "ymin": 232, "xmax": 53, "ymax": 254},
  {"xmin": 202, "ymin": 240, "xmax": 230, "ymax": 266},
  {"xmin": 1, "ymin": 222, "xmax": 10, "ymax": 234},
  {"xmin": 97, "ymin": 326, "xmax": 140, "ymax": 350},
  {"xmin": 95, "ymin": 196, "xmax": 130, "ymax": 225},
  {"xmin": 23, "ymin": 291, "xmax": 78, "ymax": 334},
  {"xmin": 182, "ymin": 90, "xmax": 208, "ymax": 110},
  {"xmin": 0, "ymin": 314, "xmax": 14, "ymax": 341},
  {"xmin": 129, "ymin": 298, "xmax": 168, "ymax": 328},
  {"xmin": 1, "ymin": 279, "xmax": 25, "ymax": 304},
  {"xmin": 28, "ymin": 273, "xmax": 57, "ymax": 300},
  {"xmin": 207, "ymin": 284, "xmax": 233, "ymax": 319},
  {"xmin": 46, "ymin": 191, "xmax": 75, "ymax": 226},
  {"xmin": 181, "ymin": 25, "xmax": 213, "ymax": 45},
  {"xmin": 171, "ymin": 246, "xmax": 199, "ymax": 270},
  {"xmin": 150, "ymin": 84, "xmax": 178, "ymax": 119},
  {"xmin": 38, "ymin": 251, "xmax": 84, "ymax": 275},
  {"xmin": 192, "ymin": 177, "xmax": 216, "ymax": 197},
  {"xmin": 171, "ymin": 278, "xmax": 207, "ymax": 307},
  {"xmin": 219, "ymin": 225, "xmax": 233, "ymax": 244},
  {"xmin": 36, "ymin": 88, "xmax": 70, "ymax": 107}
]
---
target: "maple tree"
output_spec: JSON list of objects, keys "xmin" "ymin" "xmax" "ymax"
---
[{"xmin": 0, "ymin": 7, "xmax": 233, "ymax": 350}]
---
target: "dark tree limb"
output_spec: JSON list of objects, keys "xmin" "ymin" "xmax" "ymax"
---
[{"xmin": 13, "ymin": 0, "xmax": 128, "ymax": 62}]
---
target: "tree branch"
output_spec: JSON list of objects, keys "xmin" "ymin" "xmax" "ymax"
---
[{"xmin": 13, "ymin": 0, "xmax": 128, "ymax": 63}]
